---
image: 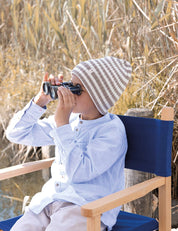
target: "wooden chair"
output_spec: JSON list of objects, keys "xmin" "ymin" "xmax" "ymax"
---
[{"xmin": 0, "ymin": 107, "xmax": 174, "ymax": 231}]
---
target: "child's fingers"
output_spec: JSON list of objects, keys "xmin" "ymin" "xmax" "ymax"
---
[
  {"xmin": 49, "ymin": 74, "xmax": 55, "ymax": 85},
  {"xmin": 57, "ymin": 87, "xmax": 64, "ymax": 105},
  {"xmin": 58, "ymin": 87, "xmax": 69, "ymax": 105},
  {"xmin": 49, "ymin": 74, "xmax": 63, "ymax": 85},
  {"xmin": 58, "ymin": 87, "xmax": 75, "ymax": 107},
  {"xmin": 55, "ymin": 76, "xmax": 61, "ymax": 85},
  {"xmin": 58, "ymin": 74, "xmax": 63, "ymax": 83},
  {"xmin": 43, "ymin": 72, "xmax": 49, "ymax": 82}
]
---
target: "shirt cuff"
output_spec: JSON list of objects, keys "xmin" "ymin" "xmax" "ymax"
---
[{"xmin": 18, "ymin": 99, "xmax": 47, "ymax": 122}]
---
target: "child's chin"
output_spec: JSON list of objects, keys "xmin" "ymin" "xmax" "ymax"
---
[{"xmin": 72, "ymin": 108, "xmax": 80, "ymax": 114}]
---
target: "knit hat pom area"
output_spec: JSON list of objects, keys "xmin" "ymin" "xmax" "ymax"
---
[{"xmin": 72, "ymin": 56, "xmax": 132, "ymax": 115}]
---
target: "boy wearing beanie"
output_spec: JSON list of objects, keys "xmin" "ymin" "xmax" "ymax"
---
[{"xmin": 6, "ymin": 57, "xmax": 132, "ymax": 231}]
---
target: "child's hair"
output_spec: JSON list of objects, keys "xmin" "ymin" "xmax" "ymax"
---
[{"xmin": 72, "ymin": 56, "xmax": 132, "ymax": 115}]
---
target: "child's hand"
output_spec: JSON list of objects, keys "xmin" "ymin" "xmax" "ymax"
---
[
  {"xmin": 34, "ymin": 72, "xmax": 63, "ymax": 107},
  {"xmin": 54, "ymin": 87, "xmax": 76, "ymax": 127}
]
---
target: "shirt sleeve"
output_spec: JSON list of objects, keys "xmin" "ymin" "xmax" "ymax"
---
[
  {"xmin": 6, "ymin": 100, "xmax": 55, "ymax": 147},
  {"xmin": 50, "ymin": 119, "xmax": 127, "ymax": 183}
]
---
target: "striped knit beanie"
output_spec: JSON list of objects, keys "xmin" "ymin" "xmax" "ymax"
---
[{"xmin": 72, "ymin": 56, "xmax": 132, "ymax": 115}]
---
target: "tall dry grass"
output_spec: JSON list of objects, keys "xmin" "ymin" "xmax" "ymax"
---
[{"xmin": 0, "ymin": 0, "xmax": 177, "ymax": 197}]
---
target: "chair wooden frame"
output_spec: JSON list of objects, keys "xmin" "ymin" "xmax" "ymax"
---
[{"xmin": 0, "ymin": 107, "xmax": 174, "ymax": 231}]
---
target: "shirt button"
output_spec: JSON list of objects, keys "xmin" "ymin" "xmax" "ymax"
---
[
  {"xmin": 76, "ymin": 128, "xmax": 78, "ymax": 132},
  {"xmin": 55, "ymin": 183, "xmax": 59, "ymax": 187},
  {"xmin": 80, "ymin": 121, "xmax": 83, "ymax": 124}
]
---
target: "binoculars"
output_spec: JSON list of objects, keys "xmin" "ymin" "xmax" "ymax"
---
[{"xmin": 43, "ymin": 81, "xmax": 82, "ymax": 100}]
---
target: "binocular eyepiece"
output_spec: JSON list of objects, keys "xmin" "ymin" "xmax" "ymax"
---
[{"xmin": 43, "ymin": 81, "xmax": 82, "ymax": 100}]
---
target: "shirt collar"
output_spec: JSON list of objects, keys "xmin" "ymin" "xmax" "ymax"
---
[{"xmin": 77, "ymin": 112, "xmax": 110, "ymax": 125}]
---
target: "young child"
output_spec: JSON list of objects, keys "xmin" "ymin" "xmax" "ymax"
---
[{"xmin": 6, "ymin": 56, "xmax": 132, "ymax": 231}]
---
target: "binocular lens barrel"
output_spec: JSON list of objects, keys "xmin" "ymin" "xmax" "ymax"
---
[
  {"xmin": 50, "ymin": 86, "xmax": 59, "ymax": 100},
  {"xmin": 42, "ymin": 82, "xmax": 82, "ymax": 100},
  {"xmin": 43, "ymin": 82, "xmax": 50, "ymax": 95}
]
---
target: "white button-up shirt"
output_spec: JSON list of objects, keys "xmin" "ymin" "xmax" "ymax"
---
[{"xmin": 6, "ymin": 100, "xmax": 127, "ymax": 230}]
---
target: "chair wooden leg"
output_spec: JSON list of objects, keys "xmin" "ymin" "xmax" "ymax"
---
[
  {"xmin": 87, "ymin": 215, "xmax": 101, "ymax": 231},
  {"xmin": 159, "ymin": 176, "xmax": 171, "ymax": 231}
]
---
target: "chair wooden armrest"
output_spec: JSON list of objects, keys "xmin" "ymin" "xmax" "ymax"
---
[
  {"xmin": 81, "ymin": 176, "xmax": 167, "ymax": 231},
  {"xmin": 0, "ymin": 157, "xmax": 55, "ymax": 181}
]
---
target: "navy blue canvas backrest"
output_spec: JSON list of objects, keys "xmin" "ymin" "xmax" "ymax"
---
[{"xmin": 118, "ymin": 115, "xmax": 174, "ymax": 177}]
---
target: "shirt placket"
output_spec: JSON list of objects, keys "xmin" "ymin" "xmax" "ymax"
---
[{"xmin": 74, "ymin": 120, "xmax": 83, "ymax": 140}]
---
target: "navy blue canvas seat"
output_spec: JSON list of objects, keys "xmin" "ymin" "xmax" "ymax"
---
[
  {"xmin": 0, "ymin": 216, "xmax": 22, "ymax": 231},
  {"xmin": 0, "ymin": 107, "xmax": 174, "ymax": 231},
  {"xmin": 113, "ymin": 211, "xmax": 158, "ymax": 231},
  {"xmin": 0, "ymin": 211, "xmax": 158, "ymax": 231}
]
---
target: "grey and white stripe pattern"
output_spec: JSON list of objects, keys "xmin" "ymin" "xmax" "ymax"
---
[{"xmin": 72, "ymin": 56, "xmax": 132, "ymax": 115}]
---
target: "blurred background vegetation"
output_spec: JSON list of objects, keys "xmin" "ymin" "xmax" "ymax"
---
[{"xmin": 0, "ymin": 0, "xmax": 177, "ymax": 198}]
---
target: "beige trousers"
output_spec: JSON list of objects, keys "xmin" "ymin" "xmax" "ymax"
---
[{"xmin": 11, "ymin": 201, "xmax": 107, "ymax": 231}]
